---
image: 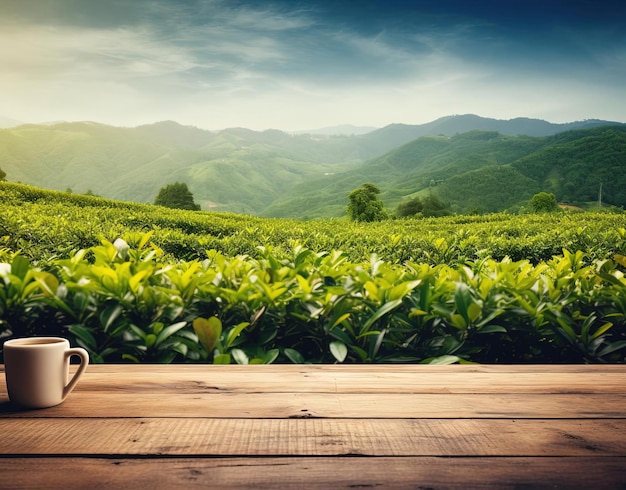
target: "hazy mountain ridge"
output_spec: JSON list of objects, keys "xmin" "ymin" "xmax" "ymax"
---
[
  {"xmin": 264, "ymin": 126, "xmax": 626, "ymax": 217},
  {"xmin": 0, "ymin": 115, "xmax": 623, "ymax": 217},
  {"xmin": 293, "ymin": 124, "xmax": 378, "ymax": 136},
  {"xmin": 0, "ymin": 120, "xmax": 372, "ymax": 213},
  {"xmin": 355, "ymin": 115, "xmax": 624, "ymax": 157},
  {"xmin": 384, "ymin": 125, "xmax": 626, "ymax": 213}
]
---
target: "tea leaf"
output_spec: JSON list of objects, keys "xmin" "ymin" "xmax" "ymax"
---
[
  {"xmin": 193, "ymin": 316, "xmax": 222, "ymax": 353},
  {"xmin": 361, "ymin": 299, "xmax": 402, "ymax": 332},
  {"xmin": 225, "ymin": 321, "xmax": 251, "ymax": 349},
  {"xmin": 329, "ymin": 340, "xmax": 348, "ymax": 363},
  {"xmin": 284, "ymin": 348, "xmax": 305, "ymax": 364},
  {"xmin": 213, "ymin": 353, "xmax": 231, "ymax": 364},
  {"xmin": 155, "ymin": 321, "xmax": 187, "ymax": 346},
  {"xmin": 10, "ymin": 255, "xmax": 30, "ymax": 281},
  {"xmin": 231, "ymin": 348, "xmax": 248, "ymax": 365}
]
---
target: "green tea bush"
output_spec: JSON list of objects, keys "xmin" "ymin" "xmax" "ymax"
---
[
  {"xmin": 1, "ymin": 181, "xmax": 626, "ymax": 364},
  {"xmin": 1, "ymin": 236, "xmax": 625, "ymax": 364},
  {"xmin": 3, "ymin": 181, "xmax": 626, "ymax": 267}
]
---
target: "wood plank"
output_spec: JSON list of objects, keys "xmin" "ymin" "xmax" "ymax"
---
[
  {"xmin": 2, "ymin": 392, "xmax": 624, "ymax": 418},
  {"xmin": 22, "ymin": 364, "xmax": 620, "ymax": 373},
  {"xmin": 72, "ymin": 370, "xmax": 626, "ymax": 395},
  {"xmin": 4, "ymin": 364, "xmax": 626, "ymax": 383},
  {"xmin": 1, "ymin": 418, "xmax": 625, "ymax": 456},
  {"xmin": 1, "ymin": 457, "xmax": 625, "ymax": 489},
  {"xmin": 3, "ymin": 366, "xmax": 623, "ymax": 395}
]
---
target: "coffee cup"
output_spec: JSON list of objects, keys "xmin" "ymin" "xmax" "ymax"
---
[{"xmin": 3, "ymin": 337, "xmax": 89, "ymax": 408}]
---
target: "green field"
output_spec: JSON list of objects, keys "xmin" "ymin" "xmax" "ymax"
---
[{"xmin": 1, "ymin": 181, "xmax": 626, "ymax": 364}]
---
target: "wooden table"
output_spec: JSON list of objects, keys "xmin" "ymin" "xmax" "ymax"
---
[{"xmin": 1, "ymin": 364, "xmax": 625, "ymax": 489}]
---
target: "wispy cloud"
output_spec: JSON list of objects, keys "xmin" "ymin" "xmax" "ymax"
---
[{"xmin": 0, "ymin": 0, "xmax": 624, "ymax": 129}]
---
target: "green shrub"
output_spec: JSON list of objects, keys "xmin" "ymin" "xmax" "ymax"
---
[
  {"xmin": 1, "ymin": 236, "xmax": 625, "ymax": 364},
  {"xmin": 1, "ymin": 181, "xmax": 626, "ymax": 364}
]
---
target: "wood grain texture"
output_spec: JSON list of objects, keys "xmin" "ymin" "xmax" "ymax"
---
[
  {"xmin": 2, "ymin": 392, "xmax": 625, "ymax": 418},
  {"xmin": 1, "ymin": 364, "xmax": 624, "ymax": 489},
  {"xmin": 3, "ymin": 365, "xmax": 624, "ymax": 394},
  {"xmin": 2, "ymin": 418, "xmax": 625, "ymax": 456},
  {"xmin": 21, "ymin": 364, "xmax": 620, "ymax": 373},
  {"xmin": 0, "ymin": 457, "xmax": 625, "ymax": 490},
  {"xmin": 75, "ymin": 372, "xmax": 626, "ymax": 394}
]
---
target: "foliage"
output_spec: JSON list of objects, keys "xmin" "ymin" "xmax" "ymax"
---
[
  {"xmin": 2, "ymin": 181, "xmax": 626, "ymax": 268},
  {"xmin": 397, "ymin": 194, "xmax": 450, "ymax": 218},
  {"xmin": 154, "ymin": 182, "xmax": 201, "ymax": 211},
  {"xmin": 436, "ymin": 165, "xmax": 540, "ymax": 214},
  {"xmin": 513, "ymin": 128, "xmax": 626, "ymax": 206},
  {"xmin": 0, "ymin": 167, "xmax": 5, "ymax": 181},
  {"xmin": 397, "ymin": 196, "xmax": 423, "ymax": 217},
  {"xmin": 1, "ymin": 236, "xmax": 625, "ymax": 365},
  {"xmin": 530, "ymin": 192, "xmax": 559, "ymax": 213},
  {"xmin": 347, "ymin": 183, "xmax": 387, "ymax": 222},
  {"xmin": 1, "ymin": 182, "xmax": 626, "ymax": 364}
]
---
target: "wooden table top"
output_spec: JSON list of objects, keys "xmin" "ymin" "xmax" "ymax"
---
[{"xmin": 1, "ymin": 364, "xmax": 625, "ymax": 489}]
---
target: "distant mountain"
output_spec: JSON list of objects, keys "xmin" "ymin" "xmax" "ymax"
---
[
  {"xmin": 293, "ymin": 124, "xmax": 378, "ymax": 136},
  {"xmin": 134, "ymin": 120, "xmax": 216, "ymax": 148},
  {"xmin": 402, "ymin": 114, "xmax": 622, "ymax": 137},
  {"xmin": 264, "ymin": 126, "xmax": 626, "ymax": 217},
  {"xmin": 0, "ymin": 115, "xmax": 623, "ymax": 217},
  {"xmin": 356, "ymin": 114, "xmax": 624, "ymax": 156},
  {"xmin": 0, "ymin": 121, "xmax": 371, "ymax": 213}
]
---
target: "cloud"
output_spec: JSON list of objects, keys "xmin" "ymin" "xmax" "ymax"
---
[
  {"xmin": 0, "ymin": 0, "xmax": 624, "ymax": 129},
  {"xmin": 3, "ymin": 25, "xmax": 195, "ymax": 79}
]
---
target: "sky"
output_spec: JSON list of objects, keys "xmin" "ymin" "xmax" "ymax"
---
[{"xmin": 1, "ymin": 0, "xmax": 625, "ymax": 131}]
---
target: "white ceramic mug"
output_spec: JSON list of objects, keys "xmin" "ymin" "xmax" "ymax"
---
[{"xmin": 3, "ymin": 337, "xmax": 89, "ymax": 408}]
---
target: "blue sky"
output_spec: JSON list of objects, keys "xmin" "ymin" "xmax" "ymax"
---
[{"xmin": 1, "ymin": 0, "xmax": 624, "ymax": 130}]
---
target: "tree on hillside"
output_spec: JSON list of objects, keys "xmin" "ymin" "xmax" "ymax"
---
[
  {"xmin": 422, "ymin": 194, "xmax": 450, "ymax": 217},
  {"xmin": 0, "ymin": 167, "xmax": 5, "ymax": 180},
  {"xmin": 347, "ymin": 183, "xmax": 387, "ymax": 222},
  {"xmin": 529, "ymin": 192, "xmax": 559, "ymax": 213},
  {"xmin": 397, "ymin": 197, "xmax": 423, "ymax": 217},
  {"xmin": 397, "ymin": 194, "xmax": 450, "ymax": 218},
  {"xmin": 155, "ymin": 182, "xmax": 201, "ymax": 211}
]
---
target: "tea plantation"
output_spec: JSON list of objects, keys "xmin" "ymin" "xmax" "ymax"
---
[{"xmin": 1, "ymin": 181, "xmax": 625, "ymax": 364}]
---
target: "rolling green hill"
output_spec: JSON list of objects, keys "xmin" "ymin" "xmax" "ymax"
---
[
  {"xmin": 437, "ymin": 126, "xmax": 626, "ymax": 213},
  {"xmin": 266, "ymin": 126, "xmax": 626, "ymax": 217},
  {"xmin": 0, "ymin": 121, "xmax": 369, "ymax": 213},
  {"xmin": 0, "ymin": 116, "xmax": 624, "ymax": 218}
]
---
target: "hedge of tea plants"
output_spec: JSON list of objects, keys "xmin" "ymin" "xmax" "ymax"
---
[
  {"xmin": 2, "ymin": 181, "xmax": 626, "ymax": 266},
  {"xmin": 1, "ymin": 235, "xmax": 625, "ymax": 364},
  {"xmin": 1, "ymin": 181, "xmax": 626, "ymax": 364}
]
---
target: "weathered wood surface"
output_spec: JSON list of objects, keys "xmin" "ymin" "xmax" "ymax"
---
[
  {"xmin": 0, "ymin": 457, "xmax": 624, "ymax": 490},
  {"xmin": 1, "ymin": 418, "xmax": 625, "ymax": 456},
  {"xmin": 2, "ymin": 392, "xmax": 625, "ymax": 418},
  {"xmin": 66, "ymin": 364, "xmax": 626, "ymax": 394},
  {"xmin": 1, "ymin": 457, "xmax": 624, "ymax": 490},
  {"xmin": 1, "ymin": 364, "xmax": 624, "ymax": 489}
]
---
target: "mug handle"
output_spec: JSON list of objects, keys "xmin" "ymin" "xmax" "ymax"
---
[{"xmin": 63, "ymin": 347, "xmax": 90, "ymax": 400}]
